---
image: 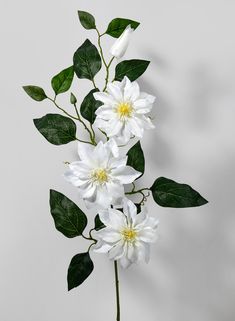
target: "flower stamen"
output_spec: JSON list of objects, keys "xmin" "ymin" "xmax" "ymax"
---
[
  {"xmin": 91, "ymin": 168, "xmax": 108, "ymax": 184},
  {"xmin": 121, "ymin": 228, "xmax": 137, "ymax": 242},
  {"xmin": 116, "ymin": 102, "xmax": 133, "ymax": 118}
]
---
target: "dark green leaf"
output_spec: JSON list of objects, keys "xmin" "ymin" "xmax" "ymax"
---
[
  {"xmin": 80, "ymin": 89, "xmax": 102, "ymax": 124},
  {"xmin": 67, "ymin": 252, "xmax": 94, "ymax": 291},
  {"xmin": 49, "ymin": 190, "xmax": 87, "ymax": 238},
  {"xmin": 51, "ymin": 66, "xmax": 74, "ymax": 95},
  {"xmin": 135, "ymin": 203, "xmax": 142, "ymax": 214},
  {"xmin": 78, "ymin": 10, "xmax": 96, "ymax": 29},
  {"xmin": 127, "ymin": 141, "xmax": 145, "ymax": 177},
  {"xmin": 94, "ymin": 214, "xmax": 105, "ymax": 231},
  {"xmin": 115, "ymin": 59, "xmax": 150, "ymax": 81},
  {"xmin": 23, "ymin": 85, "xmax": 47, "ymax": 101},
  {"xmin": 73, "ymin": 39, "xmax": 101, "ymax": 80},
  {"xmin": 106, "ymin": 18, "xmax": 140, "ymax": 38},
  {"xmin": 33, "ymin": 113, "xmax": 77, "ymax": 145},
  {"xmin": 150, "ymin": 177, "xmax": 208, "ymax": 208},
  {"xmin": 70, "ymin": 92, "xmax": 77, "ymax": 104}
]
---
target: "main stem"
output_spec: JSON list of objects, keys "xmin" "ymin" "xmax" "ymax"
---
[{"xmin": 114, "ymin": 261, "xmax": 120, "ymax": 321}]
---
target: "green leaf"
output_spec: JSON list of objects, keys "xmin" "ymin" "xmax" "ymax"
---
[
  {"xmin": 70, "ymin": 92, "xmax": 77, "ymax": 104},
  {"xmin": 49, "ymin": 190, "xmax": 87, "ymax": 238},
  {"xmin": 115, "ymin": 59, "xmax": 150, "ymax": 81},
  {"xmin": 67, "ymin": 252, "xmax": 94, "ymax": 291},
  {"xmin": 135, "ymin": 203, "xmax": 142, "ymax": 214},
  {"xmin": 106, "ymin": 18, "xmax": 140, "ymax": 38},
  {"xmin": 94, "ymin": 214, "xmax": 105, "ymax": 231},
  {"xmin": 80, "ymin": 89, "xmax": 102, "ymax": 124},
  {"xmin": 78, "ymin": 10, "xmax": 96, "ymax": 29},
  {"xmin": 127, "ymin": 141, "xmax": 145, "ymax": 176},
  {"xmin": 33, "ymin": 113, "xmax": 77, "ymax": 145},
  {"xmin": 51, "ymin": 66, "xmax": 74, "ymax": 95},
  {"xmin": 23, "ymin": 85, "xmax": 47, "ymax": 101},
  {"xmin": 150, "ymin": 177, "xmax": 208, "ymax": 208},
  {"xmin": 73, "ymin": 39, "xmax": 101, "ymax": 80}
]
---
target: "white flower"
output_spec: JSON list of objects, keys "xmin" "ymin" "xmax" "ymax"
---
[
  {"xmin": 110, "ymin": 25, "xmax": 134, "ymax": 59},
  {"xmin": 93, "ymin": 76, "xmax": 155, "ymax": 144},
  {"xmin": 93, "ymin": 199, "xmax": 159, "ymax": 268},
  {"xmin": 64, "ymin": 139, "xmax": 141, "ymax": 209}
]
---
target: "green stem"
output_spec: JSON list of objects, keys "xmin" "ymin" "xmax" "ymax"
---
[
  {"xmin": 91, "ymin": 78, "xmax": 98, "ymax": 90},
  {"xmin": 75, "ymin": 138, "xmax": 94, "ymax": 145},
  {"xmin": 74, "ymin": 103, "xmax": 96, "ymax": 145},
  {"xmin": 125, "ymin": 188, "xmax": 150, "ymax": 195},
  {"xmin": 47, "ymin": 97, "xmax": 78, "ymax": 120},
  {"xmin": 114, "ymin": 261, "xmax": 120, "ymax": 321},
  {"xmin": 95, "ymin": 28, "xmax": 114, "ymax": 91}
]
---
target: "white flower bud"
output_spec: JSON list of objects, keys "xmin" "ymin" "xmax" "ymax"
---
[{"xmin": 109, "ymin": 25, "xmax": 134, "ymax": 59}]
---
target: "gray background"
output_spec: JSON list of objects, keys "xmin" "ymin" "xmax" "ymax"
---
[{"xmin": 1, "ymin": 1, "xmax": 235, "ymax": 320}]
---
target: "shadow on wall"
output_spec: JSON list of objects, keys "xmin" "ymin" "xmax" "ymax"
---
[{"xmin": 122, "ymin": 59, "xmax": 235, "ymax": 321}]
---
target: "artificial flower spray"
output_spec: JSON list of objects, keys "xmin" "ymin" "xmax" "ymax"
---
[{"xmin": 23, "ymin": 10, "xmax": 208, "ymax": 321}]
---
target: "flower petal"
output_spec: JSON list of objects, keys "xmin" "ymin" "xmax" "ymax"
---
[
  {"xmin": 93, "ymin": 92, "xmax": 116, "ymax": 106},
  {"xmin": 107, "ymin": 82, "xmax": 123, "ymax": 102},
  {"xmin": 108, "ymin": 240, "xmax": 125, "ymax": 260},
  {"xmin": 123, "ymin": 198, "xmax": 137, "ymax": 221},
  {"xmin": 111, "ymin": 166, "xmax": 141, "ymax": 184}
]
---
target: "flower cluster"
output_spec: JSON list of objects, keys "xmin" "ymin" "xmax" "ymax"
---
[{"xmin": 23, "ymin": 10, "xmax": 208, "ymax": 318}]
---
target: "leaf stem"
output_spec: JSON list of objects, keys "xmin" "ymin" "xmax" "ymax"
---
[{"xmin": 114, "ymin": 261, "xmax": 120, "ymax": 321}]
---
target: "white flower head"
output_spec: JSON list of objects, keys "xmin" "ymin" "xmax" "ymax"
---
[
  {"xmin": 93, "ymin": 199, "xmax": 159, "ymax": 268},
  {"xmin": 93, "ymin": 76, "xmax": 155, "ymax": 144},
  {"xmin": 64, "ymin": 139, "xmax": 141, "ymax": 209},
  {"xmin": 110, "ymin": 24, "xmax": 134, "ymax": 59}
]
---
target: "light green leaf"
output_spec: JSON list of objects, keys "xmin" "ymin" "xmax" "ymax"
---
[{"xmin": 23, "ymin": 85, "xmax": 47, "ymax": 101}]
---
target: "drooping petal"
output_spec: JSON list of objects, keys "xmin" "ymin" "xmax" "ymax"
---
[
  {"xmin": 105, "ymin": 138, "xmax": 119, "ymax": 158},
  {"xmin": 96, "ymin": 228, "xmax": 121, "ymax": 243},
  {"xmin": 64, "ymin": 170, "xmax": 89, "ymax": 187},
  {"xmin": 93, "ymin": 241, "xmax": 113, "ymax": 253},
  {"xmin": 128, "ymin": 117, "xmax": 144, "ymax": 137},
  {"xmin": 111, "ymin": 166, "xmax": 141, "ymax": 184},
  {"xmin": 138, "ymin": 229, "xmax": 158, "ymax": 243},
  {"xmin": 123, "ymin": 198, "xmax": 137, "ymax": 221},
  {"xmin": 119, "ymin": 255, "xmax": 132, "ymax": 269},
  {"xmin": 108, "ymin": 156, "xmax": 127, "ymax": 169},
  {"xmin": 106, "ymin": 182, "xmax": 125, "ymax": 203},
  {"xmin": 77, "ymin": 142, "xmax": 94, "ymax": 164},
  {"xmin": 108, "ymin": 240, "xmax": 125, "ymax": 260}
]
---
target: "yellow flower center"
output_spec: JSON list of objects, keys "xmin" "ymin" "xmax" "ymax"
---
[
  {"xmin": 92, "ymin": 168, "xmax": 108, "ymax": 184},
  {"xmin": 121, "ymin": 228, "xmax": 137, "ymax": 242},
  {"xmin": 117, "ymin": 102, "xmax": 133, "ymax": 118}
]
